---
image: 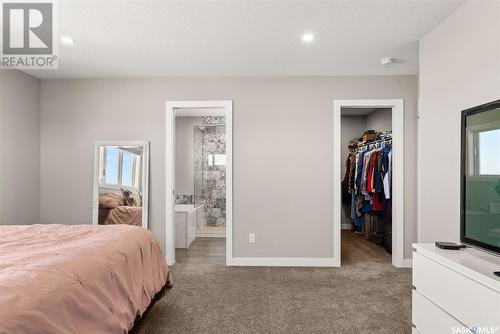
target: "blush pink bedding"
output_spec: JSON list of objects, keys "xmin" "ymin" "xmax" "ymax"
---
[
  {"xmin": 106, "ymin": 206, "xmax": 142, "ymax": 226},
  {"xmin": 0, "ymin": 224, "xmax": 169, "ymax": 334}
]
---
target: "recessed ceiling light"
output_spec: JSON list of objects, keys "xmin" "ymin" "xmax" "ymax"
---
[
  {"xmin": 380, "ymin": 57, "xmax": 393, "ymax": 65},
  {"xmin": 61, "ymin": 36, "xmax": 75, "ymax": 45},
  {"xmin": 301, "ymin": 33, "xmax": 315, "ymax": 43}
]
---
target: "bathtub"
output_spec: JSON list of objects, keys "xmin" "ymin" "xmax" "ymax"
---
[{"xmin": 174, "ymin": 204, "xmax": 205, "ymax": 248}]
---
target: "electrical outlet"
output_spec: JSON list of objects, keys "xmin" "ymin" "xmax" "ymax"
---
[{"xmin": 249, "ymin": 233, "xmax": 255, "ymax": 243}]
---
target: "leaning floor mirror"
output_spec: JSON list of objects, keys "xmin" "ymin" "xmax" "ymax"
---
[{"xmin": 92, "ymin": 142, "xmax": 150, "ymax": 228}]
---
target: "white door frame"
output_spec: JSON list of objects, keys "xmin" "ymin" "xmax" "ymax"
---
[
  {"xmin": 165, "ymin": 100, "xmax": 233, "ymax": 265},
  {"xmin": 333, "ymin": 99, "xmax": 405, "ymax": 267}
]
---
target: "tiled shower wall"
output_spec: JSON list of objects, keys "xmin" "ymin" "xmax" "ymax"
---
[
  {"xmin": 174, "ymin": 194, "xmax": 193, "ymax": 204},
  {"xmin": 194, "ymin": 117, "xmax": 226, "ymax": 227}
]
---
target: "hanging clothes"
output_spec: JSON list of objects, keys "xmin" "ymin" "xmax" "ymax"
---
[
  {"xmin": 341, "ymin": 153, "xmax": 353, "ymax": 204},
  {"xmin": 383, "ymin": 150, "xmax": 392, "ymax": 199},
  {"xmin": 344, "ymin": 133, "xmax": 392, "ymax": 237}
]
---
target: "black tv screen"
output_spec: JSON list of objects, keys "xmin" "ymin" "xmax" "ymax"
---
[{"xmin": 461, "ymin": 100, "xmax": 500, "ymax": 254}]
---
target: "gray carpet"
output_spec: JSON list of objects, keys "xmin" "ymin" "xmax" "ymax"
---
[{"xmin": 133, "ymin": 233, "xmax": 412, "ymax": 334}]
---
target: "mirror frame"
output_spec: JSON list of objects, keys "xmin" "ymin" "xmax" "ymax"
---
[{"xmin": 92, "ymin": 141, "xmax": 150, "ymax": 229}]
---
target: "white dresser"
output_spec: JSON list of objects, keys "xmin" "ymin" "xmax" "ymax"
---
[{"xmin": 412, "ymin": 244, "xmax": 500, "ymax": 334}]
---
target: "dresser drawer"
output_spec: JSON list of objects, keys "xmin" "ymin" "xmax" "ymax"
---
[
  {"xmin": 413, "ymin": 251, "xmax": 500, "ymax": 328},
  {"xmin": 412, "ymin": 290, "xmax": 464, "ymax": 334}
]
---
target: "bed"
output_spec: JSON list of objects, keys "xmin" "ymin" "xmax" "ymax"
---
[
  {"xmin": 99, "ymin": 192, "xmax": 142, "ymax": 226},
  {"xmin": 0, "ymin": 224, "xmax": 170, "ymax": 334}
]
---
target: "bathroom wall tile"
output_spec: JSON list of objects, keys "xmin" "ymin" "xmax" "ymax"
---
[
  {"xmin": 202, "ymin": 116, "xmax": 226, "ymax": 124},
  {"xmin": 198, "ymin": 123, "xmax": 227, "ymax": 227},
  {"xmin": 175, "ymin": 194, "xmax": 193, "ymax": 205}
]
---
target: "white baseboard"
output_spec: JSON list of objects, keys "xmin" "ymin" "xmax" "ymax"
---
[
  {"xmin": 401, "ymin": 258, "xmax": 413, "ymax": 267},
  {"xmin": 393, "ymin": 258, "xmax": 412, "ymax": 268},
  {"xmin": 341, "ymin": 223, "xmax": 352, "ymax": 230},
  {"xmin": 230, "ymin": 257, "xmax": 340, "ymax": 267}
]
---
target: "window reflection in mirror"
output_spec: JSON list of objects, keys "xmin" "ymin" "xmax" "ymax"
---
[{"xmin": 100, "ymin": 146, "xmax": 142, "ymax": 189}]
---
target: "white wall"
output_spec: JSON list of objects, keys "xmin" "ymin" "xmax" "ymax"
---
[
  {"xmin": 419, "ymin": 1, "xmax": 500, "ymax": 242},
  {"xmin": 0, "ymin": 70, "xmax": 40, "ymax": 225},
  {"xmin": 175, "ymin": 116, "xmax": 201, "ymax": 196},
  {"xmin": 40, "ymin": 76, "xmax": 418, "ymax": 259},
  {"xmin": 366, "ymin": 108, "xmax": 392, "ymax": 132}
]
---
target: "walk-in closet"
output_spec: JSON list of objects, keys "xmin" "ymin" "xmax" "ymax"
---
[{"xmin": 340, "ymin": 107, "xmax": 393, "ymax": 263}]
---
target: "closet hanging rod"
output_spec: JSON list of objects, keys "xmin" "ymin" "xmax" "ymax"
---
[{"xmin": 355, "ymin": 138, "xmax": 392, "ymax": 147}]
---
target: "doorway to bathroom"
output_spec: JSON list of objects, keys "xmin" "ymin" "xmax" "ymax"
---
[
  {"xmin": 333, "ymin": 100, "xmax": 406, "ymax": 267},
  {"xmin": 166, "ymin": 101, "xmax": 233, "ymax": 265}
]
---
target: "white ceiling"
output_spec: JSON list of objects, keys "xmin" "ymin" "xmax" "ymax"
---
[{"xmin": 26, "ymin": 0, "xmax": 463, "ymax": 79}]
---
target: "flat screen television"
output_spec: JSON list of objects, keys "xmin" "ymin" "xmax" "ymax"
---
[{"xmin": 461, "ymin": 99, "xmax": 500, "ymax": 254}]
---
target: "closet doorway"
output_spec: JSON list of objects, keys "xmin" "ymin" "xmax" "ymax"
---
[
  {"xmin": 165, "ymin": 101, "xmax": 233, "ymax": 265},
  {"xmin": 333, "ymin": 100, "xmax": 405, "ymax": 267}
]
